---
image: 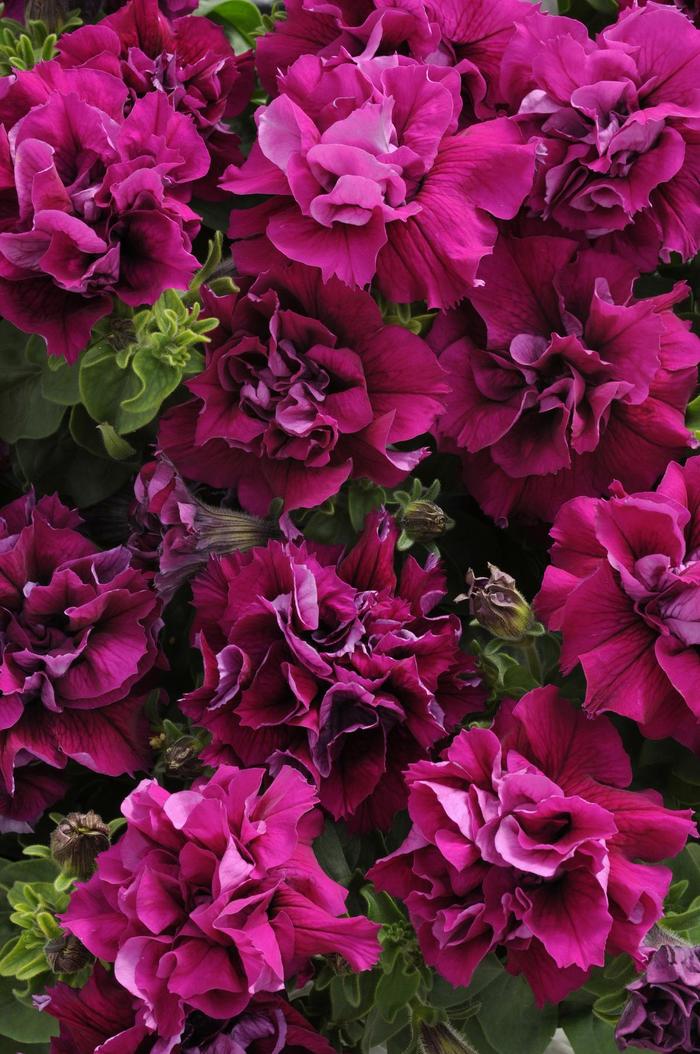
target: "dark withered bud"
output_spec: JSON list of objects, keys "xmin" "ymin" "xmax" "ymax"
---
[
  {"xmin": 163, "ymin": 736, "xmax": 203, "ymax": 779},
  {"xmin": 25, "ymin": 0, "xmax": 70, "ymax": 27},
  {"xmin": 463, "ymin": 563, "xmax": 534, "ymax": 643},
  {"xmin": 44, "ymin": 933, "xmax": 92, "ymax": 974},
  {"xmin": 50, "ymin": 811, "xmax": 110, "ymax": 879},
  {"xmin": 398, "ymin": 500, "xmax": 452, "ymax": 543},
  {"xmin": 419, "ymin": 1022, "xmax": 479, "ymax": 1054}
]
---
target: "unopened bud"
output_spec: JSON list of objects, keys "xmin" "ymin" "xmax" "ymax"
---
[
  {"xmin": 398, "ymin": 500, "xmax": 451, "ymax": 543},
  {"xmin": 462, "ymin": 564, "xmax": 534, "ymax": 643},
  {"xmin": 419, "ymin": 1022, "xmax": 480, "ymax": 1054},
  {"xmin": 50, "ymin": 811, "xmax": 110, "ymax": 879},
  {"xmin": 44, "ymin": 933, "xmax": 92, "ymax": 975}
]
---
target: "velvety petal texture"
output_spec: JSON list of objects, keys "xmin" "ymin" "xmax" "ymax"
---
[
  {"xmin": 181, "ymin": 510, "xmax": 485, "ymax": 830},
  {"xmin": 158, "ymin": 264, "xmax": 448, "ymax": 514},
  {"xmin": 501, "ymin": 3, "xmax": 700, "ymax": 259},
  {"xmin": 0, "ymin": 492, "xmax": 162, "ymax": 827},
  {"xmin": 62, "ymin": 765, "xmax": 380, "ymax": 1047},
  {"xmin": 222, "ymin": 53, "xmax": 535, "ymax": 307},
  {"xmin": 536, "ymin": 456, "xmax": 700, "ymax": 750},
  {"xmin": 369, "ymin": 686, "xmax": 696, "ymax": 1005},
  {"xmin": 433, "ymin": 234, "xmax": 700, "ymax": 523}
]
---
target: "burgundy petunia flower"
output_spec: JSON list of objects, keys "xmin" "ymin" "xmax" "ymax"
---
[
  {"xmin": 43, "ymin": 963, "xmax": 335, "ymax": 1054},
  {"xmin": 57, "ymin": 0, "xmax": 253, "ymax": 197},
  {"xmin": 0, "ymin": 62, "xmax": 208, "ymax": 361},
  {"xmin": 536, "ymin": 456, "xmax": 700, "ymax": 751},
  {"xmin": 222, "ymin": 52, "xmax": 535, "ymax": 308},
  {"xmin": 256, "ymin": 0, "xmax": 536, "ymax": 118},
  {"xmin": 158, "ymin": 264, "xmax": 448, "ymax": 515},
  {"xmin": 500, "ymin": 3, "xmax": 700, "ymax": 260},
  {"xmin": 182, "ymin": 510, "xmax": 485, "ymax": 832},
  {"xmin": 0, "ymin": 492, "xmax": 162, "ymax": 829},
  {"xmin": 62, "ymin": 765, "xmax": 380, "ymax": 1048},
  {"xmin": 615, "ymin": 944, "xmax": 700, "ymax": 1052},
  {"xmin": 369, "ymin": 686, "xmax": 696, "ymax": 1006},
  {"xmin": 432, "ymin": 234, "xmax": 700, "ymax": 524}
]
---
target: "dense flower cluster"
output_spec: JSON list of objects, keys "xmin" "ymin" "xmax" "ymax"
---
[
  {"xmin": 537, "ymin": 456, "xmax": 700, "ymax": 751},
  {"xmin": 158, "ymin": 266, "xmax": 447, "ymax": 513},
  {"xmin": 434, "ymin": 234, "xmax": 700, "ymax": 522},
  {"xmin": 183, "ymin": 510, "xmax": 484, "ymax": 831},
  {"xmin": 370, "ymin": 686, "xmax": 696, "ymax": 1004},
  {"xmin": 63, "ymin": 765, "xmax": 380, "ymax": 1047},
  {"xmin": 0, "ymin": 0, "xmax": 699, "ymax": 1050},
  {"xmin": 0, "ymin": 492, "xmax": 161, "ymax": 832}
]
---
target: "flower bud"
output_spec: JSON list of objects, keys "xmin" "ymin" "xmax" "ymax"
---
[
  {"xmin": 50, "ymin": 811, "xmax": 110, "ymax": 879},
  {"xmin": 463, "ymin": 564, "xmax": 534, "ymax": 643},
  {"xmin": 419, "ymin": 1022, "xmax": 479, "ymax": 1054},
  {"xmin": 398, "ymin": 500, "xmax": 451, "ymax": 543},
  {"xmin": 44, "ymin": 933, "xmax": 92, "ymax": 975}
]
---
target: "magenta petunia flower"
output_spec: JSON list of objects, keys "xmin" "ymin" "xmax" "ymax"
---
[
  {"xmin": 43, "ymin": 963, "xmax": 335, "ymax": 1054},
  {"xmin": 369, "ymin": 686, "xmax": 696, "ymax": 1006},
  {"xmin": 57, "ymin": 0, "xmax": 253, "ymax": 198},
  {"xmin": 501, "ymin": 3, "xmax": 700, "ymax": 260},
  {"xmin": 222, "ymin": 52, "xmax": 535, "ymax": 307},
  {"xmin": 62, "ymin": 765, "xmax": 380, "ymax": 1048},
  {"xmin": 0, "ymin": 492, "xmax": 162, "ymax": 830},
  {"xmin": 158, "ymin": 264, "xmax": 448, "ymax": 514},
  {"xmin": 432, "ymin": 234, "xmax": 700, "ymax": 524},
  {"xmin": 0, "ymin": 62, "xmax": 208, "ymax": 361},
  {"xmin": 256, "ymin": 0, "xmax": 536, "ymax": 118},
  {"xmin": 617, "ymin": 0, "xmax": 700, "ymax": 27},
  {"xmin": 182, "ymin": 510, "xmax": 485, "ymax": 831},
  {"xmin": 536, "ymin": 456, "xmax": 700, "ymax": 751}
]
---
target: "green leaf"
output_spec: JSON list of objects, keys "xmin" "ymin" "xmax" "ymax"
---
[
  {"xmin": 564, "ymin": 1014, "xmax": 644, "ymax": 1054},
  {"xmin": 40, "ymin": 356, "xmax": 81, "ymax": 406},
  {"xmin": 0, "ymin": 977, "xmax": 57, "ymax": 1044},
  {"xmin": 96, "ymin": 422, "xmax": 137, "ymax": 461},
  {"xmin": 375, "ymin": 964, "xmax": 421, "ymax": 1023},
  {"xmin": 125, "ymin": 350, "xmax": 181, "ymax": 416},
  {"xmin": 313, "ymin": 822, "xmax": 353, "ymax": 887},
  {"xmin": 0, "ymin": 860, "xmax": 58, "ymax": 888},
  {"xmin": 0, "ymin": 328, "xmax": 66, "ymax": 441},
  {"xmin": 475, "ymin": 967, "xmax": 557, "ymax": 1054},
  {"xmin": 15, "ymin": 429, "xmax": 134, "ymax": 506},
  {"xmin": 79, "ymin": 343, "xmax": 154, "ymax": 434},
  {"xmin": 197, "ymin": 0, "xmax": 262, "ymax": 43}
]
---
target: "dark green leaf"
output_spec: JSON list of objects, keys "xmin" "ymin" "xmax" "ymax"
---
[
  {"xmin": 313, "ymin": 822, "xmax": 353, "ymax": 887},
  {"xmin": 475, "ymin": 967, "xmax": 557, "ymax": 1054},
  {"xmin": 375, "ymin": 964, "xmax": 421, "ymax": 1023},
  {"xmin": 0, "ymin": 977, "xmax": 57, "ymax": 1044},
  {"xmin": 0, "ymin": 328, "xmax": 66, "ymax": 441},
  {"xmin": 564, "ymin": 1014, "xmax": 644, "ymax": 1054}
]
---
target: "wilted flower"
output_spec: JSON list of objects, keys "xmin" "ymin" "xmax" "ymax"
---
[
  {"xmin": 129, "ymin": 459, "xmax": 279, "ymax": 602},
  {"xmin": 370, "ymin": 686, "xmax": 696, "ymax": 1005},
  {"xmin": 50, "ymin": 812, "xmax": 110, "ymax": 879},
  {"xmin": 616, "ymin": 944, "xmax": 700, "ymax": 1052},
  {"xmin": 397, "ymin": 500, "xmax": 451, "ymax": 544},
  {"xmin": 159, "ymin": 266, "xmax": 448, "ymax": 515},
  {"xmin": 433, "ymin": 234, "xmax": 700, "ymax": 524},
  {"xmin": 183, "ymin": 510, "xmax": 485, "ymax": 831},
  {"xmin": 463, "ymin": 564, "xmax": 534, "ymax": 643},
  {"xmin": 0, "ymin": 492, "xmax": 162, "ymax": 829},
  {"xmin": 63, "ymin": 765, "xmax": 380, "ymax": 1047},
  {"xmin": 223, "ymin": 52, "xmax": 535, "ymax": 307},
  {"xmin": 536, "ymin": 456, "xmax": 700, "ymax": 751}
]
